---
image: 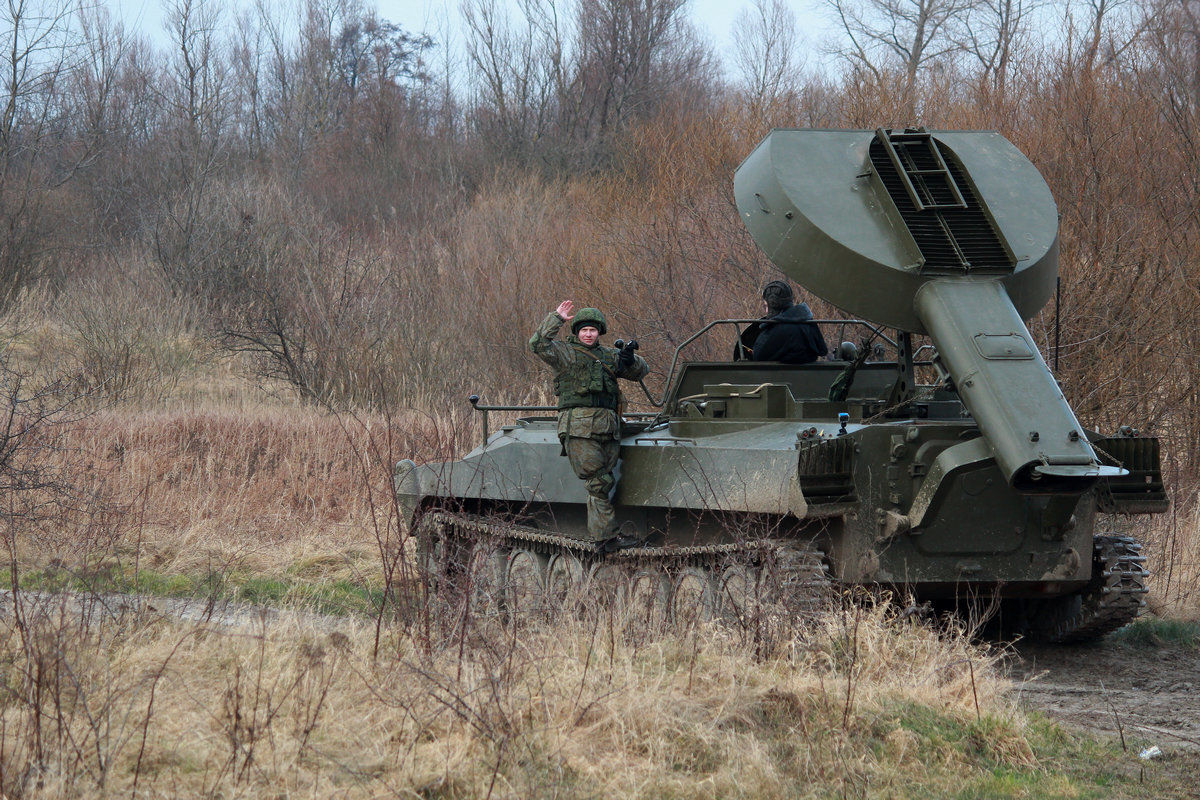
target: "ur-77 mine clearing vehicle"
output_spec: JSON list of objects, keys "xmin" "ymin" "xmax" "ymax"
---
[{"xmin": 396, "ymin": 128, "xmax": 1167, "ymax": 640}]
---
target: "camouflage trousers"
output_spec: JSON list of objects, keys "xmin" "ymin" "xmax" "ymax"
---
[{"xmin": 564, "ymin": 436, "xmax": 621, "ymax": 540}]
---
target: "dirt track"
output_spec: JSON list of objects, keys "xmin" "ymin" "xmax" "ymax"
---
[{"xmin": 1010, "ymin": 639, "xmax": 1200, "ymax": 753}]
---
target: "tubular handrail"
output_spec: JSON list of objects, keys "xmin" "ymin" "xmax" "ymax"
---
[
  {"xmin": 467, "ymin": 395, "xmax": 555, "ymax": 444},
  {"xmin": 465, "ymin": 395, "xmax": 658, "ymax": 445},
  {"xmin": 465, "ymin": 318, "xmax": 905, "ymax": 437},
  {"xmin": 651, "ymin": 318, "xmax": 898, "ymax": 407}
]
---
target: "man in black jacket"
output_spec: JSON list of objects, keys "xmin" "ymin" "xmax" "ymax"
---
[{"xmin": 740, "ymin": 280, "xmax": 828, "ymax": 364}]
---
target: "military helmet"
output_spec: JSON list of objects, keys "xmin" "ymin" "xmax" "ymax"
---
[{"xmin": 571, "ymin": 307, "xmax": 607, "ymax": 336}]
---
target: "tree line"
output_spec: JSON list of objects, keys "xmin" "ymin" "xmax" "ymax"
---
[{"xmin": 2, "ymin": 0, "xmax": 1199, "ymax": 485}]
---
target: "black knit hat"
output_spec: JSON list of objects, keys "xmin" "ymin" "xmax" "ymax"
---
[{"xmin": 762, "ymin": 280, "xmax": 794, "ymax": 314}]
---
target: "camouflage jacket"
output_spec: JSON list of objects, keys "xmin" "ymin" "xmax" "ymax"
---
[{"xmin": 529, "ymin": 311, "xmax": 649, "ymax": 440}]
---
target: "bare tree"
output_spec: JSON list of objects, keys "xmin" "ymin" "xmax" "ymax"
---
[
  {"xmin": 460, "ymin": 0, "xmax": 714, "ymax": 167},
  {"xmin": 1140, "ymin": 0, "xmax": 1200, "ymax": 120},
  {"xmin": 732, "ymin": 0, "xmax": 803, "ymax": 110},
  {"xmin": 1078, "ymin": 0, "xmax": 1129, "ymax": 68},
  {"xmin": 461, "ymin": 0, "xmax": 566, "ymax": 162},
  {"xmin": 574, "ymin": 0, "xmax": 685, "ymax": 130},
  {"xmin": 164, "ymin": 0, "xmax": 229, "ymax": 157},
  {"xmin": 248, "ymin": 0, "xmax": 432, "ymax": 163},
  {"xmin": 825, "ymin": 0, "xmax": 977, "ymax": 109},
  {"xmin": 230, "ymin": 5, "xmax": 267, "ymax": 159},
  {"xmin": 0, "ymin": 0, "xmax": 89, "ymax": 306},
  {"xmin": 334, "ymin": 11, "xmax": 431, "ymax": 108},
  {"xmin": 571, "ymin": 0, "xmax": 714, "ymax": 159},
  {"xmin": 250, "ymin": 0, "xmax": 356, "ymax": 169},
  {"xmin": 1129, "ymin": 0, "xmax": 1200, "ymax": 333},
  {"xmin": 958, "ymin": 0, "xmax": 1042, "ymax": 94},
  {"xmin": 67, "ymin": 5, "xmax": 155, "ymax": 240},
  {"xmin": 153, "ymin": 0, "xmax": 234, "ymax": 294}
]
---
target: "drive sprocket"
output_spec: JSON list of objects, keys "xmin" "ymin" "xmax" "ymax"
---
[{"xmin": 1024, "ymin": 534, "xmax": 1148, "ymax": 644}]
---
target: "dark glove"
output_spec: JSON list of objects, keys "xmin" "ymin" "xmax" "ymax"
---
[{"xmin": 617, "ymin": 346, "xmax": 636, "ymax": 371}]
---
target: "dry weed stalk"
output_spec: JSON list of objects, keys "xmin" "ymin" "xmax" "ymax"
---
[{"xmin": 0, "ymin": 596, "xmax": 1022, "ymax": 798}]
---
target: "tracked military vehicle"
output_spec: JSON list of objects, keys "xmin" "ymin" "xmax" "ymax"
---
[{"xmin": 396, "ymin": 128, "xmax": 1167, "ymax": 640}]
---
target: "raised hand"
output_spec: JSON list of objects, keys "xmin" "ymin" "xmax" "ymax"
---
[{"xmin": 556, "ymin": 300, "xmax": 575, "ymax": 321}]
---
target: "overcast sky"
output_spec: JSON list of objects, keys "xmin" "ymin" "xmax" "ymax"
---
[{"xmin": 114, "ymin": 0, "xmax": 835, "ymax": 76}]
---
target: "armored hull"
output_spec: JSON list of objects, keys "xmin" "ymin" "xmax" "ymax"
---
[{"xmin": 396, "ymin": 129, "xmax": 1167, "ymax": 640}]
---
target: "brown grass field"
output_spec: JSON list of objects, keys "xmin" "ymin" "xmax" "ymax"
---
[{"xmin": 0, "ymin": 390, "xmax": 1195, "ymax": 798}]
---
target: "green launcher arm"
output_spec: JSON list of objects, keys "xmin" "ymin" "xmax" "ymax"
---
[{"xmin": 915, "ymin": 279, "xmax": 1121, "ymax": 491}]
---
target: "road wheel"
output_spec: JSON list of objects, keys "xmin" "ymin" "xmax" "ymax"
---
[
  {"xmin": 627, "ymin": 569, "xmax": 670, "ymax": 627},
  {"xmin": 546, "ymin": 552, "xmax": 586, "ymax": 614},
  {"xmin": 719, "ymin": 564, "xmax": 762, "ymax": 625},
  {"xmin": 466, "ymin": 541, "xmax": 508, "ymax": 621},
  {"xmin": 414, "ymin": 514, "xmax": 451, "ymax": 597},
  {"xmin": 672, "ymin": 566, "xmax": 717, "ymax": 629},
  {"xmin": 505, "ymin": 549, "xmax": 549, "ymax": 620},
  {"xmin": 587, "ymin": 562, "xmax": 629, "ymax": 618}
]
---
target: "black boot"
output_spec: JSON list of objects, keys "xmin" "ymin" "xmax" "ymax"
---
[
  {"xmin": 600, "ymin": 522, "xmax": 644, "ymax": 553},
  {"xmin": 600, "ymin": 534, "xmax": 642, "ymax": 553}
]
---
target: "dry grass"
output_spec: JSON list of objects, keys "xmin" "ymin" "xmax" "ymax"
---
[
  {"xmin": 1143, "ymin": 504, "xmax": 1200, "ymax": 620},
  {"xmin": 2, "ymin": 401, "xmax": 472, "ymax": 617},
  {"xmin": 0, "ymin": 373, "xmax": 1192, "ymax": 796},
  {"xmin": 0, "ymin": 595, "xmax": 1031, "ymax": 799}
]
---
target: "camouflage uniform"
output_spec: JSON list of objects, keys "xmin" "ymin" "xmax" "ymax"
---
[{"xmin": 529, "ymin": 310, "xmax": 649, "ymax": 540}]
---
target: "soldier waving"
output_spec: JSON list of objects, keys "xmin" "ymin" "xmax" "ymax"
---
[{"xmin": 530, "ymin": 300, "xmax": 649, "ymax": 551}]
